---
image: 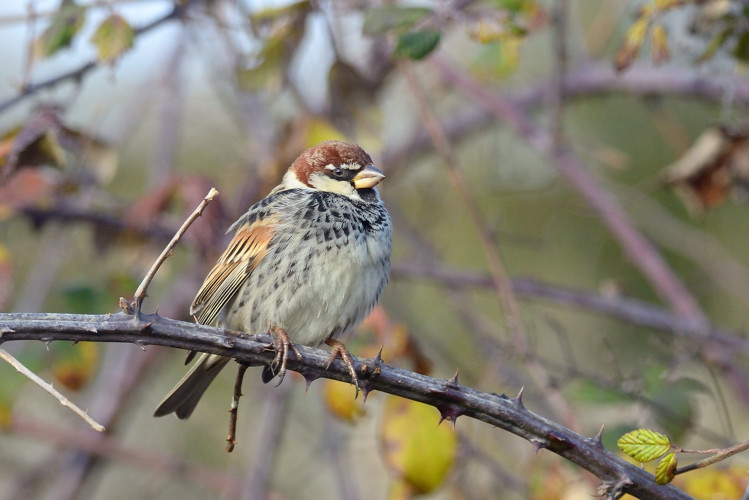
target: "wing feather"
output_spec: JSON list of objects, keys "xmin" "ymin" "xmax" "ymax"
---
[{"xmin": 190, "ymin": 216, "xmax": 278, "ymax": 326}]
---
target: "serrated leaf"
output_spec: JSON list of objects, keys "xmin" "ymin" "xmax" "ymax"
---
[
  {"xmin": 655, "ymin": 452, "xmax": 677, "ymax": 485},
  {"xmin": 33, "ymin": 0, "xmax": 86, "ymax": 60},
  {"xmin": 618, "ymin": 429, "xmax": 672, "ymax": 462},
  {"xmin": 395, "ymin": 30, "xmax": 441, "ymax": 60},
  {"xmin": 363, "ymin": 6, "xmax": 431, "ymax": 35},
  {"xmin": 90, "ymin": 14, "xmax": 134, "ymax": 64}
]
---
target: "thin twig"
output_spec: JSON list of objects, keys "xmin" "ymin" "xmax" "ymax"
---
[
  {"xmin": 550, "ymin": 0, "xmax": 568, "ymax": 151},
  {"xmin": 127, "ymin": 187, "xmax": 218, "ymax": 314},
  {"xmin": 226, "ymin": 363, "xmax": 248, "ymax": 453},
  {"xmin": 398, "ymin": 60, "xmax": 577, "ymax": 429},
  {"xmin": 0, "ymin": 5, "xmax": 183, "ymax": 115},
  {"xmin": 0, "ymin": 349, "xmax": 104, "ymax": 432},
  {"xmin": 675, "ymin": 439, "xmax": 749, "ymax": 475}
]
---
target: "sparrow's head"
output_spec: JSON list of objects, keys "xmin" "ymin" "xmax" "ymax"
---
[{"xmin": 283, "ymin": 141, "xmax": 386, "ymax": 199}]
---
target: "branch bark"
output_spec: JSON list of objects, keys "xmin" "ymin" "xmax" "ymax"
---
[{"xmin": 0, "ymin": 311, "xmax": 691, "ymax": 499}]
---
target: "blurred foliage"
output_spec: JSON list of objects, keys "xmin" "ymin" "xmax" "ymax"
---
[
  {"xmin": 90, "ymin": 13, "xmax": 134, "ymax": 64},
  {"xmin": 380, "ymin": 397, "xmax": 457, "ymax": 497},
  {"xmin": 1, "ymin": 0, "xmax": 749, "ymax": 498},
  {"xmin": 615, "ymin": 0, "xmax": 749, "ymax": 71}
]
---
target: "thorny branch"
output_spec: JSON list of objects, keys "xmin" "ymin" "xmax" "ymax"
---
[{"xmin": 0, "ymin": 312, "xmax": 690, "ymax": 499}]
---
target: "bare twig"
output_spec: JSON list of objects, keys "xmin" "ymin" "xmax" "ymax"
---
[
  {"xmin": 226, "ymin": 363, "xmax": 248, "ymax": 453},
  {"xmin": 126, "ymin": 187, "xmax": 218, "ymax": 315},
  {"xmin": 550, "ymin": 0, "xmax": 569, "ymax": 151},
  {"xmin": 0, "ymin": 5, "xmax": 184, "ymax": 115},
  {"xmin": 675, "ymin": 439, "xmax": 749, "ymax": 475},
  {"xmin": 0, "ymin": 349, "xmax": 104, "ymax": 432}
]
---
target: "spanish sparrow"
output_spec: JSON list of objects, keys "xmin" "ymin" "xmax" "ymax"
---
[{"xmin": 154, "ymin": 141, "xmax": 392, "ymax": 419}]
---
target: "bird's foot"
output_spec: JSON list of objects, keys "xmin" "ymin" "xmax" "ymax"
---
[
  {"xmin": 262, "ymin": 325, "xmax": 302, "ymax": 385},
  {"xmin": 324, "ymin": 338, "xmax": 359, "ymax": 397}
]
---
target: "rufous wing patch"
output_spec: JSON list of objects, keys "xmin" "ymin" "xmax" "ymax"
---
[{"xmin": 190, "ymin": 215, "xmax": 278, "ymax": 325}]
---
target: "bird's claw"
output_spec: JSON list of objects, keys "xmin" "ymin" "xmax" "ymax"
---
[
  {"xmin": 324, "ymin": 338, "xmax": 360, "ymax": 397},
  {"xmin": 264, "ymin": 326, "xmax": 302, "ymax": 385}
]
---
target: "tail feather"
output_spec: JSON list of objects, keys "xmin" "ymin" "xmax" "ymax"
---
[{"xmin": 154, "ymin": 353, "xmax": 231, "ymax": 419}]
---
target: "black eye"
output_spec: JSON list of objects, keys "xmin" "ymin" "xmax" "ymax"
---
[{"xmin": 333, "ymin": 168, "xmax": 344, "ymax": 177}]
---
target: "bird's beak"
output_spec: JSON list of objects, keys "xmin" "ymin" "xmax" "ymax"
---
[{"xmin": 352, "ymin": 165, "xmax": 386, "ymax": 189}]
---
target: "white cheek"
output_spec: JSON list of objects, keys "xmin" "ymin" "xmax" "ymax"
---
[
  {"xmin": 307, "ymin": 173, "xmax": 359, "ymax": 197},
  {"xmin": 281, "ymin": 171, "xmax": 309, "ymax": 189}
]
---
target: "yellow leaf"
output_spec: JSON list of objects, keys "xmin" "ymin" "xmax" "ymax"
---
[
  {"xmin": 655, "ymin": 452, "xmax": 677, "ymax": 485},
  {"xmin": 617, "ymin": 429, "xmax": 672, "ymax": 463},
  {"xmin": 380, "ymin": 397, "xmax": 457, "ymax": 494},
  {"xmin": 323, "ymin": 379, "xmax": 365, "ymax": 422},
  {"xmin": 650, "ymin": 24, "xmax": 670, "ymax": 65},
  {"xmin": 90, "ymin": 14, "xmax": 134, "ymax": 64},
  {"xmin": 614, "ymin": 18, "xmax": 650, "ymax": 72}
]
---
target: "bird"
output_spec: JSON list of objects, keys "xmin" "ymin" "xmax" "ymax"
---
[{"xmin": 154, "ymin": 141, "xmax": 392, "ymax": 419}]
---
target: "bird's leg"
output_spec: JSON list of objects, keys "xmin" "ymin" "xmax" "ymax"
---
[
  {"xmin": 324, "ymin": 338, "xmax": 359, "ymax": 397},
  {"xmin": 263, "ymin": 325, "xmax": 302, "ymax": 386}
]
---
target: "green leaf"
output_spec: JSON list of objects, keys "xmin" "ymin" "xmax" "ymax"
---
[
  {"xmin": 655, "ymin": 452, "xmax": 677, "ymax": 485},
  {"xmin": 362, "ymin": 6, "xmax": 431, "ymax": 35},
  {"xmin": 617, "ymin": 429, "xmax": 672, "ymax": 463},
  {"xmin": 395, "ymin": 30, "xmax": 441, "ymax": 60},
  {"xmin": 90, "ymin": 14, "xmax": 134, "ymax": 64},
  {"xmin": 34, "ymin": 0, "xmax": 86, "ymax": 59},
  {"xmin": 733, "ymin": 32, "xmax": 749, "ymax": 62}
]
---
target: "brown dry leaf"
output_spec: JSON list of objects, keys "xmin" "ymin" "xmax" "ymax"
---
[
  {"xmin": 0, "ymin": 107, "xmax": 118, "ymax": 187},
  {"xmin": 0, "ymin": 168, "xmax": 60, "ymax": 217},
  {"xmin": 662, "ymin": 127, "xmax": 749, "ymax": 215},
  {"xmin": 0, "ymin": 107, "xmax": 67, "ymax": 176},
  {"xmin": 52, "ymin": 342, "xmax": 100, "ymax": 391}
]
